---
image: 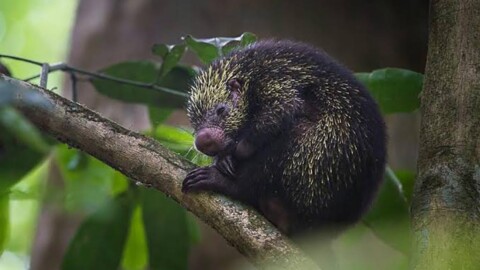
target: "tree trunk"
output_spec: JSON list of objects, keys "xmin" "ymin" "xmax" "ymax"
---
[{"xmin": 411, "ymin": 0, "xmax": 480, "ymax": 269}]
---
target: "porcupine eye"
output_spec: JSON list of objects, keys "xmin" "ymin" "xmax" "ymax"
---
[
  {"xmin": 227, "ymin": 78, "xmax": 241, "ymax": 92},
  {"xmin": 227, "ymin": 78, "xmax": 241, "ymax": 106},
  {"xmin": 215, "ymin": 104, "xmax": 227, "ymax": 116}
]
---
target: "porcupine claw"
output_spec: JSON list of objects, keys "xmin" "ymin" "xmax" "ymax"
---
[
  {"xmin": 215, "ymin": 155, "xmax": 235, "ymax": 178},
  {"xmin": 182, "ymin": 166, "xmax": 227, "ymax": 193}
]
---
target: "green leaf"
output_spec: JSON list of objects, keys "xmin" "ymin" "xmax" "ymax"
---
[
  {"xmin": 121, "ymin": 206, "xmax": 148, "ymax": 270},
  {"xmin": 0, "ymin": 194, "xmax": 9, "ymax": 256},
  {"xmin": 151, "ymin": 125, "xmax": 194, "ymax": 154},
  {"xmin": 0, "ymin": 121, "xmax": 46, "ymax": 191},
  {"xmin": 152, "ymin": 44, "xmax": 187, "ymax": 78},
  {"xmin": 151, "ymin": 44, "xmax": 170, "ymax": 59},
  {"xmin": 356, "ymin": 68, "xmax": 423, "ymax": 114},
  {"xmin": 183, "ymin": 35, "xmax": 219, "ymax": 65},
  {"xmin": 222, "ymin": 32, "xmax": 257, "ymax": 55},
  {"xmin": 66, "ymin": 151, "xmax": 89, "ymax": 171},
  {"xmin": 394, "ymin": 169, "xmax": 416, "ymax": 203},
  {"xmin": 141, "ymin": 188, "xmax": 190, "ymax": 270},
  {"xmin": 153, "ymin": 125, "xmax": 194, "ymax": 146},
  {"xmin": 156, "ymin": 65, "xmax": 196, "ymax": 101},
  {"xmin": 184, "ymin": 32, "xmax": 257, "ymax": 65},
  {"xmin": 111, "ymin": 171, "xmax": 129, "ymax": 196},
  {"xmin": 363, "ymin": 167, "xmax": 411, "ymax": 255},
  {"xmin": 151, "ymin": 124, "xmax": 211, "ymax": 166},
  {"xmin": 56, "ymin": 146, "xmax": 115, "ymax": 213},
  {"xmin": 148, "ymin": 107, "xmax": 173, "ymax": 126},
  {"xmin": 8, "ymin": 159, "xmax": 49, "ymax": 202},
  {"xmin": 91, "ymin": 61, "xmax": 157, "ymax": 102},
  {"xmin": 62, "ymin": 192, "xmax": 135, "ymax": 270},
  {"xmin": 0, "ymin": 106, "xmax": 50, "ymax": 153},
  {"xmin": 240, "ymin": 32, "xmax": 257, "ymax": 46},
  {"xmin": 91, "ymin": 62, "xmax": 191, "ymax": 108}
]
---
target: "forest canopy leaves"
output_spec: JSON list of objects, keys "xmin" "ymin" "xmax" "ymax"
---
[{"xmin": 356, "ymin": 68, "xmax": 423, "ymax": 114}]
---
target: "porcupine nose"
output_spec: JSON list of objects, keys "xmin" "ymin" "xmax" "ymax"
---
[{"xmin": 195, "ymin": 128, "xmax": 223, "ymax": 156}]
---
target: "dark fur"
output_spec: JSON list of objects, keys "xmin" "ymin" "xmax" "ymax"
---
[{"xmin": 183, "ymin": 40, "xmax": 386, "ymax": 236}]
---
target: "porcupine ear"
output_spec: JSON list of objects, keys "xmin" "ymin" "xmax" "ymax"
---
[{"xmin": 227, "ymin": 78, "xmax": 242, "ymax": 106}]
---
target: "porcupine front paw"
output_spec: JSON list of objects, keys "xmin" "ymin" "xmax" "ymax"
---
[
  {"xmin": 181, "ymin": 166, "xmax": 226, "ymax": 193},
  {"xmin": 182, "ymin": 165, "xmax": 239, "ymax": 198},
  {"xmin": 182, "ymin": 167, "xmax": 211, "ymax": 192}
]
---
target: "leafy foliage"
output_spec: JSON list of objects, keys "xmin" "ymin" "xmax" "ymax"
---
[
  {"xmin": 183, "ymin": 32, "xmax": 257, "ymax": 64},
  {"xmin": 141, "ymin": 188, "xmax": 190, "ymax": 270},
  {"xmin": 148, "ymin": 107, "xmax": 173, "ymax": 126},
  {"xmin": 0, "ymin": 106, "xmax": 49, "ymax": 192},
  {"xmin": 56, "ymin": 146, "xmax": 117, "ymax": 213},
  {"xmin": 59, "ymin": 124, "xmax": 206, "ymax": 270},
  {"xmin": 152, "ymin": 44, "xmax": 187, "ymax": 78},
  {"xmin": 0, "ymin": 194, "xmax": 9, "ymax": 256},
  {"xmin": 90, "ymin": 62, "xmax": 193, "ymax": 108},
  {"xmin": 151, "ymin": 125, "xmax": 211, "ymax": 166},
  {"xmin": 121, "ymin": 206, "xmax": 148, "ymax": 270},
  {"xmin": 62, "ymin": 191, "xmax": 136, "ymax": 270},
  {"xmin": 364, "ymin": 167, "xmax": 411, "ymax": 254},
  {"xmin": 356, "ymin": 68, "xmax": 423, "ymax": 114},
  {"xmin": 91, "ymin": 32, "xmax": 257, "ymax": 111}
]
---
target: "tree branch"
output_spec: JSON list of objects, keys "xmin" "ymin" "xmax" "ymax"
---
[
  {"xmin": 1, "ymin": 75, "xmax": 318, "ymax": 269},
  {"xmin": 0, "ymin": 54, "xmax": 187, "ymax": 97},
  {"xmin": 411, "ymin": 0, "xmax": 480, "ymax": 269}
]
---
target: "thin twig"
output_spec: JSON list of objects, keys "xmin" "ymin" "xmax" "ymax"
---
[
  {"xmin": 40, "ymin": 63, "xmax": 49, "ymax": 88},
  {"xmin": 0, "ymin": 54, "xmax": 188, "ymax": 97},
  {"xmin": 61, "ymin": 65, "xmax": 188, "ymax": 97},
  {"xmin": 0, "ymin": 54, "xmax": 44, "ymax": 66}
]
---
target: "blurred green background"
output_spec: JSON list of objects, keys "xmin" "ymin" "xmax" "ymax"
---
[{"xmin": 0, "ymin": 1, "xmax": 77, "ymax": 269}]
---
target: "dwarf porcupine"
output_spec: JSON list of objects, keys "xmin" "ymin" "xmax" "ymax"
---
[{"xmin": 182, "ymin": 40, "xmax": 386, "ymax": 236}]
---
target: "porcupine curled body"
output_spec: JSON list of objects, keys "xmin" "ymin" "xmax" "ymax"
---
[{"xmin": 183, "ymin": 40, "xmax": 386, "ymax": 236}]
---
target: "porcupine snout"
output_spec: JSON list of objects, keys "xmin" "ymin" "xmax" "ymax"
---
[{"xmin": 194, "ymin": 128, "xmax": 226, "ymax": 156}]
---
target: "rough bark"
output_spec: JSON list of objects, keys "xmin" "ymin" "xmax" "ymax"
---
[
  {"xmin": 411, "ymin": 0, "xmax": 480, "ymax": 269},
  {"xmin": 2, "ymin": 75, "xmax": 318, "ymax": 270}
]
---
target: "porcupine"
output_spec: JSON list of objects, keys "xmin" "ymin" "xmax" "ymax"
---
[{"xmin": 182, "ymin": 40, "xmax": 386, "ymax": 236}]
